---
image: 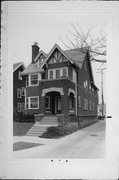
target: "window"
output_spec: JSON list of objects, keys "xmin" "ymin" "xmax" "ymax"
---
[
  {"xmin": 78, "ymin": 96, "xmax": 81, "ymax": 107},
  {"xmin": 26, "ymin": 98, "xmax": 29, "ymax": 109},
  {"xmin": 22, "ymin": 87, "xmax": 25, "ymax": 96},
  {"xmin": 17, "ymin": 89, "xmax": 21, "ymax": 98},
  {"xmin": 17, "ymin": 103, "xmax": 21, "ymax": 112},
  {"xmin": 26, "ymin": 76, "xmax": 29, "ymax": 87},
  {"xmin": 56, "ymin": 69, "xmax": 60, "ymax": 79},
  {"xmin": 84, "ymin": 98, "xmax": 88, "ymax": 110},
  {"xmin": 18, "ymin": 71, "xmax": 22, "ymax": 80},
  {"xmin": 69, "ymin": 94, "xmax": 75, "ymax": 109},
  {"xmin": 30, "ymin": 97, "xmax": 39, "ymax": 109},
  {"xmin": 49, "ymin": 70, "xmax": 54, "ymax": 79},
  {"xmin": 45, "ymin": 96, "xmax": 50, "ymax": 109},
  {"xmin": 89, "ymin": 100, "xmax": 92, "ymax": 111},
  {"xmin": 62, "ymin": 68, "xmax": 67, "ymax": 77},
  {"xmin": 92, "ymin": 102, "xmax": 94, "ymax": 111},
  {"xmin": 25, "ymin": 97, "xmax": 39, "ymax": 109},
  {"xmin": 30, "ymin": 74, "xmax": 38, "ymax": 85}
]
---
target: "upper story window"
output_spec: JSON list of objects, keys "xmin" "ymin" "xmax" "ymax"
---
[
  {"xmin": 49, "ymin": 70, "xmax": 54, "ymax": 79},
  {"xmin": 56, "ymin": 69, "xmax": 60, "ymax": 79},
  {"xmin": 48, "ymin": 68, "xmax": 68, "ymax": 80},
  {"xmin": 18, "ymin": 71, "xmax": 22, "ymax": 80},
  {"xmin": 30, "ymin": 74, "xmax": 38, "ymax": 86},
  {"xmin": 62, "ymin": 68, "xmax": 68, "ymax": 77},
  {"xmin": 26, "ymin": 76, "xmax": 29, "ymax": 87}
]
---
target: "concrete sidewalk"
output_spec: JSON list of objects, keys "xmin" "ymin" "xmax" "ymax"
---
[{"xmin": 13, "ymin": 120, "xmax": 105, "ymax": 146}]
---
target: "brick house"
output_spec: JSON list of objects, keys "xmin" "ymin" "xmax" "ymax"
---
[
  {"xmin": 21, "ymin": 42, "xmax": 99, "ymax": 127},
  {"xmin": 13, "ymin": 62, "xmax": 25, "ymax": 114}
]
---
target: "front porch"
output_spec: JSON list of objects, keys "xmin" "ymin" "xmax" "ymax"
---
[
  {"xmin": 39, "ymin": 78, "xmax": 77, "ymax": 116},
  {"xmin": 40, "ymin": 88, "xmax": 76, "ymax": 116}
]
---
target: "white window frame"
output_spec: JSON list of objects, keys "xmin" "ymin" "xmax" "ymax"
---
[
  {"xmin": 17, "ymin": 103, "xmax": 21, "ymax": 112},
  {"xmin": 22, "ymin": 87, "xmax": 25, "ymax": 96},
  {"xmin": 26, "ymin": 97, "xmax": 29, "ymax": 110},
  {"xmin": 29, "ymin": 74, "xmax": 39, "ymax": 86},
  {"xmin": 17, "ymin": 89, "xmax": 21, "ymax": 98},
  {"xmin": 62, "ymin": 68, "xmax": 68, "ymax": 78},
  {"xmin": 55, "ymin": 69, "xmax": 60, "ymax": 79},
  {"xmin": 48, "ymin": 69, "xmax": 54, "ymax": 79},
  {"xmin": 26, "ymin": 96, "xmax": 39, "ymax": 109},
  {"xmin": 18, "ymin": 71, "xmax": 22, "ymax": 80}
]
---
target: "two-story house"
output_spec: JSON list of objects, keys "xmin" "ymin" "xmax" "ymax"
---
[
  {"xmin": 21, "ymin": 42, "xmax": 99, "ymax": 127},
  {"xmin": 13, "ymin": 62, "xmax": 25, "ymax": 115}
]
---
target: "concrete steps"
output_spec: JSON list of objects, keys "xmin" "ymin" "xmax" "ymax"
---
[{"xmin": 26, "ymin": 116, "xmax": 58, "ymax": 137}]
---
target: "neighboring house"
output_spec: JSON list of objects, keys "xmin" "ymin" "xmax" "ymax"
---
[
  {"xmin": 98, "ymin": 103, "xmax": 106, "ymax": 118},
  {"xmin": 13, "ymin": 62, "xmax": 25, "ymax": 114},
  {"xmin": 21, "ymin": 42, "xmax": 99, "ymax": 126}
]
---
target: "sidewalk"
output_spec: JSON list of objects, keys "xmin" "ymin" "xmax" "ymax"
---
[{"xmin": 13, "ymin": 120, "xmax": 105, "ymax": 146}]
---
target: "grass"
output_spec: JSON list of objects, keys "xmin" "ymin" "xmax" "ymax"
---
[
  {"xmin": 13, "ymin": 142, "xmax": 43, "ymax": 151},
  {"xmin": 13, "ymin": 122, "xmax": 34, "ymax": 136}
]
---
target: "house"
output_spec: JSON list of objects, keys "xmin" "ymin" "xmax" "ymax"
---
[
  {"xmin": 13, "ymin": 62, "xmax": 25, "ymax": 115},
  {"xmin": 21, "ymin": 42, "xmax": 99, "ymax": 127},
  {"xmin": 98, "ymin": 103, "xmax": 106, "ymax": 119}
]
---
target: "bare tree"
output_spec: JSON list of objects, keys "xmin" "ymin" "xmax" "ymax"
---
[{"xmin": 60, "ymin": 23, "xmax": 107, "ymax": 64}]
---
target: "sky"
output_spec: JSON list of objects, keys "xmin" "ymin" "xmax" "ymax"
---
[{"xmin": 8, "ymin": 1, "xmax": 107, "ymax": 103}]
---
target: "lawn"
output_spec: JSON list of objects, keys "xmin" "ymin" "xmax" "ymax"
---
[
  {"xmin": 13, "ymin": 142, "xmax": 43, "ymax": 151},
  {"xmin": 13, "ymin": 122, "xmax": 34, "ymax": 136}
]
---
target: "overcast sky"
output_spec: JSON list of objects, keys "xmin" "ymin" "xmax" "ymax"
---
[{"xmin": 8, "ymin": 1, "xmax": 108, "ymax": 103}]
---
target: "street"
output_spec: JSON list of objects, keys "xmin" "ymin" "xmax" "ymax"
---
[{"xmin": 14, "ymin": 120, "xmax": 105, "ymax": 159}]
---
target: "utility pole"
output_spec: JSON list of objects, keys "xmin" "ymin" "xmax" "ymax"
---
[{"xmin": 97, "ymin": 67, "xmax": 106, "ymax": 120}]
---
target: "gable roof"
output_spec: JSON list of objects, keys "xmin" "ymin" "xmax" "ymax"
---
[
  {"xmin": 34, "ymin": 50, "xmax": 47, "ymax": 62},
  {"xmin": 41, "ymin": 44, "xmax": 70, "ymax": 68},
  {"xmin": 41, "ymin": 44, "xmax": 88, "ymax": 69},
  {"xmin": 64, "ymin": 48, "xmax": 87, "ymax": 69},
  {"xmin": 13, "ymin": 62, "xmax": 25, "ymax": 72},
  {"xmin": 21, "ymin": 63, "xmax": 44, "ymax": 76}
]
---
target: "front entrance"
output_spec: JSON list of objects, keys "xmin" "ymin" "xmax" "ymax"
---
[{"xmin": 45, "ymin": 91, "xmax": 61, "ymax": 115}]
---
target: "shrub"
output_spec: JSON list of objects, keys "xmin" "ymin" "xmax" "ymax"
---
[
  {"xmin": 41, "ymin": 125, "xmax": 79, "ymax": 138},
  {"xmin": 13, "ymin": 113, "xmax": 35, "ymax": 123}
]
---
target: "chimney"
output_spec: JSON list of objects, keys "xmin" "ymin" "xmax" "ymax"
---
[{"xmin": 32, "ymin": 42, "xmax": 39, "ymax": 63}]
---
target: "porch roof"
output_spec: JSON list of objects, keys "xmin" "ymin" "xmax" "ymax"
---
[{"xmin": 21, "ymin": 63, "xmax": 44, "ymax": 75}]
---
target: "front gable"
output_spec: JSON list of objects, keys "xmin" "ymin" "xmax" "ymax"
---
[
  {"xmin": 41, "ymin": 44, "xmax": 70, "ymax": 68},
  {"xmin": 47, "ymin": 48, "xmax": 68, "ymax": 65}
]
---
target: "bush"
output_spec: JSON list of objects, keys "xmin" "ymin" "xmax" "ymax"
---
[
  {"xmin": 13, "ymin": 113, "xmax": 35, "ymax": 123},
  {"xmin": 41, "ymin": 125, "xmax": 79, "ymax": 138}
]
